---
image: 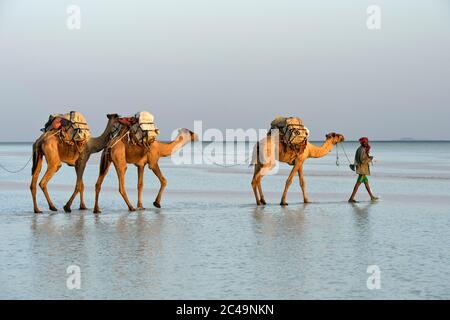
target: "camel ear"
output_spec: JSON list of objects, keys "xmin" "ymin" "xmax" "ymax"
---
[{"xmin": 107, "ymin": 113, "xmax": 119, "ymax": 119}]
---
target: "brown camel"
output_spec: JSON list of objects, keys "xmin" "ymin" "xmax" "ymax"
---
[
  {"xmin": 251, "ymin": 132, "xmax": 345, "ymax": 205},
  {"xmin": 93, "ymin": 128, "xmax": 198, "ymax": 213},
  {"xmin": 30, "ymin": 114, "xmax": 120, "ymax": 213}
]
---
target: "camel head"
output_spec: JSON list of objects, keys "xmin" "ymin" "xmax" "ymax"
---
[
  {"xmin": 106, "ymin": 113, "xmax": 120, "ymax": 127},
  {"xmin": 325, "ymin": 132, "xmax": 345, "ymax": 144},
  {"xmin": 107, "ymin": 113, "xmax": 120, "ymax": 120},
  {"xmin": 178, "ymin": 128, "xmax": 199, "ymax": 142}
]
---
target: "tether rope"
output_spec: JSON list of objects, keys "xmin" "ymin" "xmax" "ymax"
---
[
  {"xmin": 107, "ymin": 130, "xmax": 130, "ymax": 150},
  {"xmin": 196, "ymin": 141, "xmax": 348, "ymax": 169},
  {"xmin": 336, "ymin": 142, "xmax": 353, "ymax": 166},
  {"xmin": 193, "ymin": 142, "xmax": 252, "ymax": 168},
  {"xmin": 0, "ymin": 130, "xmax": 60, "ymax": 174},
  {"xmin": 0, "ymin": 155, "xmax": 32, "ymax": 173},
  {"xmin": 1, "ymin": 140, "xmax": 348, "ymax": 173}
]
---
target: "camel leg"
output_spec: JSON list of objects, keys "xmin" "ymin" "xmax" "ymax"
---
[
  {"xmin": 257, "ymin": 166, "xmax": 273, "ymax": 205},
  {"xmin": 251, "ymin": 163, "xmax": 273, "ymax": 205},
  {"xmin": 137, "ymin": 165, "xmax": 145, "ymax": 210},
  {"xmin": 78, "ymin": 158, "xmax": 89, "ymax": 210},
  {"xmin": 280, "ymin": 165, "xmax": 299, "ymax": 206},
  {"xmin": 114, "ymin": 161, "xmax": 136, "ymax": 212},
  {"xmin": 39, "ymin": 164, "xmax": 61, "ymax": 212},
  {"xmin": 30, "ymin": 152, "xmax": 43, "ymax": 214},
  {"xmin": 256, "ymin": 176, "xmax": 266, "ymax": 205},
  {"xmin": 93, "ymin": 156, "xmax": 112, "ymax": 214},
  {"xmin": 64, "ymin": 161, "xmax": 87, "ymax": 213},
  {"xmin": 298, "ymin": 165, "xmax": 309, "ymax": 203},
  {"xmin": 251, "ymin": 164, "xmax": 262, "ymax": 205},
  {"xmin": 150, "ymin": 162, "xmax": 167, "ymax": 208},
  {"xmin": 79, "ymin": 180, "xmax": 87, "ymax": 210},
  {"xmin": 256, "ymin": 166, "xmax": 273, "ymax": 205}
]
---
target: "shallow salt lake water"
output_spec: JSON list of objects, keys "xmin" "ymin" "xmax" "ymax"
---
[{"xmin": 0, "ymin": 141, "xmax": 449, "ymax": 299}]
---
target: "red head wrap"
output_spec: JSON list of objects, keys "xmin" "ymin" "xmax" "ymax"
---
[{"xmin": 359, "ymin": 137, "xmax": 371, "ymax": 153}]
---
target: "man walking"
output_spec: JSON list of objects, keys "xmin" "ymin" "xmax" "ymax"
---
[{"xmin": 349, "ymin": 137, "xmax": 379, "ymax": 203}]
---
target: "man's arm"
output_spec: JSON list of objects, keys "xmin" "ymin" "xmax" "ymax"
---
[{"xmin": 359, "ymin": 149, "xmax": 373, "ymax": 165}]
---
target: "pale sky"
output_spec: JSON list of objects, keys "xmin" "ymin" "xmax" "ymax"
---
[{"xmin": 0, "ymin": 0, "xmax": 449, "ymax": 141}]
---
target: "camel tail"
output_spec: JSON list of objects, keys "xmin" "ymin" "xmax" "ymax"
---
[
  {"xmin": 249, "ymin": 142, "xmax": 260, "ymax": 167},
  {"xmin": 31, "ymin": 142, "xmax": 43, "ymax": 176},
  {"xmin": 99, "ymin": 149, "xmax": 110, "ymax": 176}
]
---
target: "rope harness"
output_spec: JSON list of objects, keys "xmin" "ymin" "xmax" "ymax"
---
[
  {"xmin": 0, "ymin": 155, "xmax": 32, "ymax": 174},
  {"xmin": 0, "ymin": 130, "xmax": 60, "ymax": 174},
  {"xmin": 193, "ymin": 142, "xmax": 252, "ymax": 168},
  {"xmin": 107, "ymin": 123, "xmax": 156, "ymax": 150},
  {"xmin": 336, "ymin": 142, "xmax": 375, "ymax": 170},
  {"xmin": 335, "ymin": 142, "xmax": 352, "ymax": 166},
  {"xmin": 107, "ymin": 130, "xmax": 131, "ymax": 150}
]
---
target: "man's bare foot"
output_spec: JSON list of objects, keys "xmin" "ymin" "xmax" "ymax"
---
[
  {"xmin": 348, "ymin": 199, "xmax": 358, "ymax": 203},
  {"xmin": 371, "ymin": 196, "xmax": 379, "ymax": 201}
]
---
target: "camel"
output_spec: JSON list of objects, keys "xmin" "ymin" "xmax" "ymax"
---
[
  {"xmin": 251, "ymin": 132, "xmax": 345, "ymax": 205},
  {"xmin": 30, "ymin": 114, "xmax": 120, "ymax": 213},
  {"xmin": 93, "ymin": 128, "xmax": 198, "ymax": 213}
]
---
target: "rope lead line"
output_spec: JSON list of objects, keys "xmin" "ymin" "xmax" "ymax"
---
[
  {"xmin": 336, "ymin": 142, "xmax": 353, "ymax": 166},
  {"xmin": 341, "ymin": 143, "xmax": 353, "ymax": 164},
  {"xmin": 193, "ymin": 143, "xmax": 251, "ymax": 168},
  {"xmin": 0, "ymin": 155, "xmax": 33, "ymax": 174},
  {"xmin": 1, "ymin": 142, "xmax": 349, "ymax": 173}
]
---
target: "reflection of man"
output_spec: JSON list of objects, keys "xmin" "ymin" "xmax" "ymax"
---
[{"xmin": 348, "ymin": 137, "xmax": 379, "ymax": 203}]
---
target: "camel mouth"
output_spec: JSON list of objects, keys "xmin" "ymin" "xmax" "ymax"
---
[
  {"xmin": 178, "ymin": 128, "xmax": 199, "ymax": 141},
  {"xmin": 190, "ymin": 131, "xmax": 199, "ymax": 142}
]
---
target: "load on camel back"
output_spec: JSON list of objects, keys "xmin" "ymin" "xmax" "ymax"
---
[
  {"xmin": 42, "ymin": 111, "xmax": 91, "ymax": 148},
  {"xmin": 109, "ymin": 111, "xmax": 160, "ymax": 148},
  {"xmin": 270, "ymin": 116, "xmax": 310, "ymax": 154}
]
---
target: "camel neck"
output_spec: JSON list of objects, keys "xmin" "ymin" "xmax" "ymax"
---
[
  {"xmin": 306, "ymin": 139, "xmax": 334, "ymax": 158},
  {"xmin": 87, "ymin": 120, "xmax": 115, "ymax": 154},
  {"xmin": 158, "ymin": 134, "xmax": 189, "ymax": 157}
]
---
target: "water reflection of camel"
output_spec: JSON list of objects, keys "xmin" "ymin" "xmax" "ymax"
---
[
  {"xmin": 250, "ymin": 205, "xmax": 308, "ymax": 238},
  {"xmin": 251, "ymin": 132, "xmax": 345, "ymax": 205}
]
